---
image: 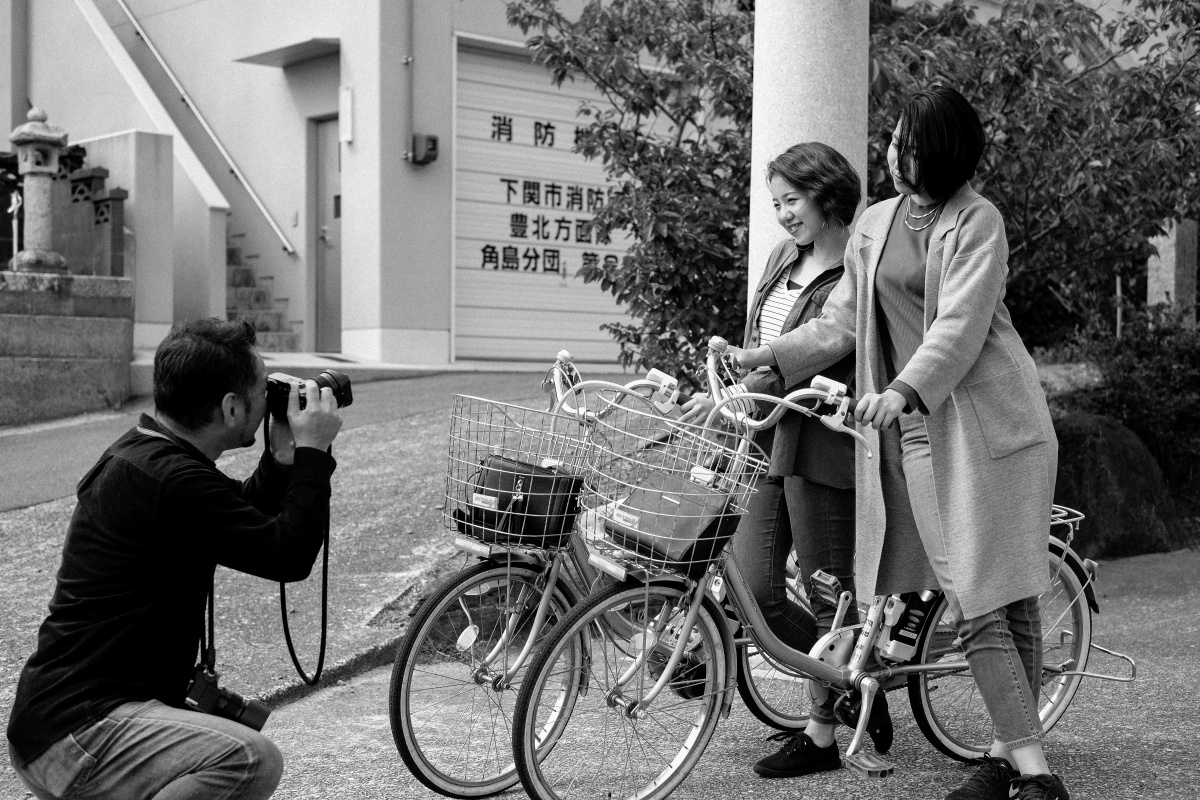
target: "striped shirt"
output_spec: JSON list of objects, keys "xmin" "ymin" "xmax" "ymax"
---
[
  {"xmin": 725, "ymin": 261, "xmax": 808, "ymax": 416},
  {"xmin": 756, "ymin": 264, "xmax": 805, "ymax": 346}
]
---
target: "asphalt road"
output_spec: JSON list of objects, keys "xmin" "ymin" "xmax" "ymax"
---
[
  {"xmin": 3, "ymin": 369, "xmax": 1197, "ymax": 800},
  {"xmin": 266, "ymin": 547, "xmax": 1200, "ymax": 800},
  {"xmin": 0, "ymin": 370, "xmax": 630, "ymax": 513},
  {"xmin": 0, "ymin": 368, "xmax": 631, "ymax": 800}
]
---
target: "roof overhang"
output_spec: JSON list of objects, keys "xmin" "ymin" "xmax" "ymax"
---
[{"xmin": 236, "ymin": 38, "xmax": 340, "ymax": 68}]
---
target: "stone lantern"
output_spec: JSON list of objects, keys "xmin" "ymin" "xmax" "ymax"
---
[{"xmin": 9, "ymin": 107, "xmax": 68, "ymax": 273}]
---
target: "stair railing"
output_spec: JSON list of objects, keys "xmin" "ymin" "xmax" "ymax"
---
[{"xmin": 111, "ymin": 0, "xmax": 296, "ymax": 255}]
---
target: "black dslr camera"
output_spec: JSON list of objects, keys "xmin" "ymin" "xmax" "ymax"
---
[
  {"xmin": 266, "ymin": 369, "xmax": 353, "ymax": 419},
  {"xmin": 186, "ymin": 664, "xmax": 271, "ymax": 731}
]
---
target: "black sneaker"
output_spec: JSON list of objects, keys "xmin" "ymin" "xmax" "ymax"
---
[
  {"xmin": 752, "ymin": 732, "xmax": 841, "ymax": 779},
  {"xmin": 944, "ymin": 755, "xmax": 1018, "ymax": 800},
  {"xmin": 1014, "ymin": 773, "xmax": 1070, "ymax": 800}
]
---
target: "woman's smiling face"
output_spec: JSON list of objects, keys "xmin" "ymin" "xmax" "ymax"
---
[{"xmin": 769, "ymin": 174, "xmax": 824, "ymax": 246}]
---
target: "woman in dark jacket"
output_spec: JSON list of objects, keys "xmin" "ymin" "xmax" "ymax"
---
[{"xmin": 683, "ymin": 142, "xmax": 889, "ymax": 779}]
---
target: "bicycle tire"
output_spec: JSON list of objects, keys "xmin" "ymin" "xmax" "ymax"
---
[
  {"xmin": 907, "ymin": 548, "xmax": 1093, "ymax": 761},
  {"xmin": 735, "ymin": 641, "xmax": 810, "ymax": 731},
  {"xmin": 388, "ymin": 558, "xmax": 577, "ymax": 798},
  {"xmin": 513, "ymin": 581, "xmax": 728, "ymax": 800},
  {"xmin": 733, "ymin": 549, "xmax": 815, "ymax": 731}
]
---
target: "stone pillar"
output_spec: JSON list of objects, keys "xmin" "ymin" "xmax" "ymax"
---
[
  {"xmin": 747, "ymin": 1, "xmax": 869, "ymax": 299},
  {"xmin": 1147, "ymin": 219, "xmax": 1197, "ymax": 327},
  {"xmin": 9, "ymin": 107, "xmax": 67, "ymax": 273}
]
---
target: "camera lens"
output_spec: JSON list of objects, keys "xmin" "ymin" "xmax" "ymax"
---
[
  {"xmin": 315, "ymin": 369, "xmax": 354, "ymax": 409},
  {"xmin": 266, "ymin": 370, "xmax": 353, "ymax": 419}
]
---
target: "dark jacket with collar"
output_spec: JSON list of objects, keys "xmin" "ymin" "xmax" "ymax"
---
[
  {"xmin": 7, "ymin": 414, "xmax": 336, "ymax": 763},
  {"xmin": 741, "ymin": 237, "xmax": 855, "ymax": 486}
]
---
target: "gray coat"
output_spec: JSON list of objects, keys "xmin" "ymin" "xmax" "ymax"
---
[{"xmin": 768, "ymin": 184, "xmax": 1057, "ymax": 619}]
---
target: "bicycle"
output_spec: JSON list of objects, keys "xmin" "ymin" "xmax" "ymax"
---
[
  {"xmin": 386, "ymin": 352, "xmax": 682, "ymax": 797},
  {"xmin": 508, "ymin": 336, "xmax": 1137, "ymax": 800}
]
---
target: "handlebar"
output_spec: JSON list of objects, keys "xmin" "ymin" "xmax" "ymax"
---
[
  {"xmin": 702, "ymin": 336, "xmax": 872, "ymax": 458},
  {"xmin": 543, "ymin": 350, "xmax": 690, "ymax": 420}
]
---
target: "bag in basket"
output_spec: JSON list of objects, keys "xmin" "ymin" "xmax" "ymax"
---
[
  {"xmin": 602, "ymin": 470, "xmax": 738, "ymax": 570},
  {"xmin": 453, "ymin": 454, "xmax": 584, "ymax": 547}
]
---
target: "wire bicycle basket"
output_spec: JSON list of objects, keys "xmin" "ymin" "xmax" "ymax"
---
[
  {"xmin": 444, "ymin": 395, "xmax": 593, "ymax": 550},
  {"xmin": 581, "ymin": 398, "xmax": 768, "ymax": 578}
]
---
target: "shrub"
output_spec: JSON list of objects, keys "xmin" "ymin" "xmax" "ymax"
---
[{"xmin": 1059, "ymin": 305, "xmax": 1200, "ymax": 518}]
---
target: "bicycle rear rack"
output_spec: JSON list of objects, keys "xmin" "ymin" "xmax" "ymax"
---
[{"xmin": 1057, "ymin": 642, "xmax": 1138, "ymax": 682}]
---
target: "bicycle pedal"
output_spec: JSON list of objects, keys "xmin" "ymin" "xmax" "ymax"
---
[{"xmin": 845, "ymin": 751, "xmax": 894, "ymax": 779}]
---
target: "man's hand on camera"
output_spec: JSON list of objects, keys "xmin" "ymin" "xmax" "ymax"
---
[
  {"xmin": 268, "ymin": 413, "xmax": 297, "ymax": 465},
  {"xmin": 289, "ymin": 379, "xmax": 344, "ymax": 453}
]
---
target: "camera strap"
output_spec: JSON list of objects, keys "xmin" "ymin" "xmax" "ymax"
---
[
  {"xmin": 278, "ymin": 519, "xmax": 330, "ymax": 686},
  {"xmin": 264, "ymin": 417, "xmax": 331, "ymax": 686},
  {"xmin": 199, "ymin": 573, "xmax": 216, "ymax": 672}
]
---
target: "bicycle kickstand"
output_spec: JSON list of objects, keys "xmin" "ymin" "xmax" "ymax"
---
[{"xmin": 843, "ymin": 677, "xmax": 895, "ymax": 779}]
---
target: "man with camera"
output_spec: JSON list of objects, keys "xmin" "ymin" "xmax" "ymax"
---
[{"xmin": 7, "ymin": 317, "xmax": 344, "ymax": 800}]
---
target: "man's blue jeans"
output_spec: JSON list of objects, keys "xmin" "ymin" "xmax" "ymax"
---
[{"xmin": 8, "ymin": 699, "xmax": 282, "ymax": 800}]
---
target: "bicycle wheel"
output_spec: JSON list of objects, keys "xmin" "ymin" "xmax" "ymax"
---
[
  {"xmin": 908, "ymin": 549, "xmax": 1093, "ymax": 761},
  {"xmin": 389, "ymin": 558, "xmax": 577, "ymax": 797},
  {"xmin": 735, "ymin": 561, "xmax": 813, "ymax": 731},
  {"xmin": 736, "ymin": 641, "xmax": 810, "ymax": 731},
  {"xmin": 513, "ymin": 581, "xmax": 728, "ymax": 800}
]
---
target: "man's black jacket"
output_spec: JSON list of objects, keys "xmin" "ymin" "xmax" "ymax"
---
[{"xmin": 7, "ymin": 414, "xmax": 336, "ymax": 762}]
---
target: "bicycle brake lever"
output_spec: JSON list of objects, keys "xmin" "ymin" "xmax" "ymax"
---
[
  {"xmin": 818, "ymin": 397, "xmax": 873, "ymax": 459},
  {"xmin": 845, "ymin": 426, "xmax": 873, "ymax": 459}
]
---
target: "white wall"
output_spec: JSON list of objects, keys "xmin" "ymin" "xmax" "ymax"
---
[
  {"xmin": 74, "ymin": 130, "xmax": 175, "ymax": 348},
  {"xmin": 26, "ymin": 1, "xmax": 236, "ymax": 349}
]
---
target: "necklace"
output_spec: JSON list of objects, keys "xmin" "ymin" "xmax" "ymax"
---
[{"xmin": 904, "ymin": 197, "xmax": 943, "ymax": 231}]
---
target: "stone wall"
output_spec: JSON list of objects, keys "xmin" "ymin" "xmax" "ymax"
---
[{"xmin": 0, "ymin": 270, "xmax": 133, "ymax": 425}]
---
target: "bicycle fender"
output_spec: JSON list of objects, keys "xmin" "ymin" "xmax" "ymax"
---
[
  {"xmin": 701, "ymin": 591, "xmax": 739, "ymax": 720},
  {"xmin": 486, "ymin": 550, "xmax": 543, "ymax": 568},
  {"xmin": 612, "ymin": 573, "xmax": 738, "ymax": 717},
  {"xmin": 1050, "ymin": 536, "xmax": 1099, "ymax": 615}
]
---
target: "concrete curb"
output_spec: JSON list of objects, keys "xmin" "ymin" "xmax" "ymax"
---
[{"xmin": 254, "ymin": 549, "xmax": 467, "ymax": 710}]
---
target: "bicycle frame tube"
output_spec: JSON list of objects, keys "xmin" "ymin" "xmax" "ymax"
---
[
  {"xmin": 495, "ymin": 557, "xmax": 565, "ymax": 687},
  {"xmin": 721, "ymin": 552, "xmax": 848, "ymax": 686},
  {"xmin": 629, "ymin": 574, "xmax": 713, "ymax": 714}
]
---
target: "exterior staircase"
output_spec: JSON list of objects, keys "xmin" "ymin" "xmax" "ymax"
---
[{"xmin": 225, "ymin": 232, "xmax": 298, "ymax": 351}]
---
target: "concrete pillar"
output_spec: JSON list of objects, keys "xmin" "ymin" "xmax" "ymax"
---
[
  {"xmin": 1147, "ymin": 219, "xmax": 1197, "ymax": 327},
  {"xmin": 747, "ymin": 1, "xmax": 869, "ymax": 298},
  {"xmin": 0, "ymin": 0, "xmax": 29, "ymax": 139}
]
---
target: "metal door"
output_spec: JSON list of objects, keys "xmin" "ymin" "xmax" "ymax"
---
[{"xmin": 315, "ymin": 118, "xmax": 342, "ymax": 352}]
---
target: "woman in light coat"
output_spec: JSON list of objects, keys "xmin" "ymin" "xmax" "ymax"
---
[{"xmin": 728, "ymin": 87, "xmax": 1067, "ymax": 800}]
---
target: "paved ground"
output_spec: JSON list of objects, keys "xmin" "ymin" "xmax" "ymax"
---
[
  {"xmin": 0, "ymin": 367, "xmax": 629, "ymax": 800},
  {"xmin": 261, "ymin": 548, "xmax": 1199, "ymax": 800},
  {"xmin": 2, "ymin": 365, "xmax": 1197, "ymax": 800}
]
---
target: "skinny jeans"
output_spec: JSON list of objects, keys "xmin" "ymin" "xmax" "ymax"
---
[
  {"xmin": 731, "ymin": 473, "xmax": 857, "ymax": 724},
  {"xmin": 883, "ymin": 411, "xmax": 1044, "ymax": 748},
  {"xmin": 8, "ymin": 699, "xmax": 283, "ymax": 800}
]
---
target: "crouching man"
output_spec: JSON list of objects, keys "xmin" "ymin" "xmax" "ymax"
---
[{"xmin": 7, "ymin": 318, "xmax": 342, "ymax": 800}]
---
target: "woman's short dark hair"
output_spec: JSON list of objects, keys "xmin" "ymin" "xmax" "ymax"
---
[
  {"xmin": 153, "ymin": 317, "xmax": 259, "ymax": 430},
  {"xmin": 766, "ymin": 142, "xmax": 861, "ymax": 227},
  {"xmin": 894, "ymin": 85, "xmax": 985, "ymax": 200}
]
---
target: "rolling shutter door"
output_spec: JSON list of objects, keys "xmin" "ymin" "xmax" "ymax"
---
[{"xmin": 455, "ymin": 44, "xmax": 627, "ymax": 363}]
